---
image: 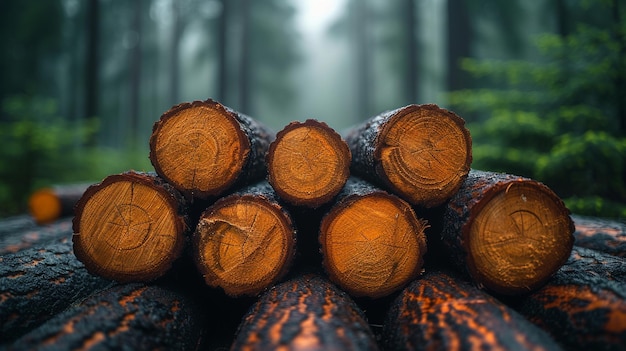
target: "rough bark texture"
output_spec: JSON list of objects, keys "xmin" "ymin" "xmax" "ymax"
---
[
  {"xmin": 571, "ymin": 215, "xmax": 626, "ymax": 258},
  {"xmin": 192, "ymin": 181, "xmax": 297, "ymax": 296},
  {"xmin": 441, "ymin": 169, "xmax": 575, "ymax": 295},
  {"xmin": 267, "ymin": 119, "xmax": 351, "ymax": 208},
  {"xmin": 7, "ymin": 283, "xmax": 208, "ymax": 351},
  {"xmin": 0, "ymin": 239, "xmax": 113, "ymax": 344},
  {"xmin": 344, "ymin": 104, "xmax": 472, "ymax": 208},
  {"xmin": 508, "ymin": 246, "xmax": 626, "ymax": 351},
  {"xmin": 0, "ymin": 217, "xmax": 73, "ymax": 255},
  {"xmin": 383, "ymin": 269, "xmax": 563, "ymax": 351},
  {"xmin": 231, "ymin": 274, "xmax": 379, "ymax": 351},
  {"xmin": 28, "ymin": 183, "xmax": 91, "ymax": 224},
  {"xmin": 320, "ymin": 177, "xmax": 428, "ymax": 298},
  {"xmin": 149, "ymin": 98, "xmax": 273, "ymax": 200},
  {"xmin": 73, "ymin": 171, "xmax": 189, "ymax": 282}
]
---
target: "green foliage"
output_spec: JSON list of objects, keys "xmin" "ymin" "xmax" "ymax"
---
[
  {"xmin": 0, "ymin": 95, "xmax": 153, "ymax": 217},
  {"xmin": 449, "ymin": 0, "xmax": 626, "ymax": 219}
]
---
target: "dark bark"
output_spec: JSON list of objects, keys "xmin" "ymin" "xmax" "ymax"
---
[
  {"xmin": 572, "ymin": 215, "xmax": 626, "ymax": 258},
  {"xmin": 231, "ymin": 274, "xmax": 379, "ymax": 350},
  {"xmin": 508, "ymin": 246, "xmax": 626, "ymax": 351},
  {"xmin": 7, "ymin": 283, "xmax": 208, "ymax": 351},
  {"xmin": 441, "ymin": 169, "xmax": 574, "ymax": 295},
  {"xmin": 0, "ymin": 218, "xmax": 73, "ymax": 255},
  {"xmin": 383, "ymin": 269, "xmax": 563, "ymax": 351},
  {"xmin": 0, "ymin": 239, "xmax": 113, "ymax": 344}
]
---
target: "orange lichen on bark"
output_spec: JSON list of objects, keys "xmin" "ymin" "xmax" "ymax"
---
[
  {"xmin": 267, "ymin": 119, "xmax": 351, "ymax": 208},
  {"xmin": 320, "ymin": 181, "xmax": 428, "ymax": 298},
  {"xmin": 149, "ymin": 99, "xmax": 270, "ymax": 199},
  {"xmin": 72, "ymin": 172, "xmax": 186, "ymax": 282},
  {"xmin": 192, "ymin": 186, "xmax": 296, "ymax": 296}
]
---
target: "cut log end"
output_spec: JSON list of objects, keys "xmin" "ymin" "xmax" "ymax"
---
[
  {"xmin": 267, "ymin": 119, "xmax": 351, "ymax": 208},
  {"xmin": 28, "ymin": 184, "xmax": 90, "ymax": 224},
  {"xmin": 72, "ymin": 172, "xmax": 186, "ymax": 282},
  {"xmin": 321, "ymin": 192, "xmax": 428, "ymax": 298},
  {"xmin": 377, "ymin": 104, "xmax": 472, "ymax": 207},
  {"xmin": 466, "ymin": 180, "xmax": 574, "ymax": 295},
  {"xmin": 193, "ymin": 195, "xmax": 296, "ymax": 296},
  {"xmin": 149, "ymin": 99, "xmax": 251, "ymax": 198}
]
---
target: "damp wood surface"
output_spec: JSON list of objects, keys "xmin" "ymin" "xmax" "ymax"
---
[
  {"xmin": 192, "ymin": 181, "xmax": 296, "ymax": 296},
  {"xmin": 72, "ymin": 171, "xmax": 188, "ymax": 282},
  {"xmin": 344, "ymin": 103, "xmax": 472, "ymax": 208},
  {"xmin": 508, "ymin": 246, "xmax": 626, "ymax": 351},
  {"xmin": 320, "ymin": 177, "xmax": 428, "ymax": 298},
  {"xmin": 0, "ymin": 216, "xmax": 73, "ymax": 255},
  {"xmin": 0, "ymin": 239, "xmax": 113, "ymax": 344},
  {"xmin": 230, "ymin": 274, "xmax": 379, "ymax": 351},
  {"xmin": 149, "ymin": 98, "xmax": 273, "ymax": 199},
  {"xmin": 571, "ymin": 214, "xmax": 626, "ymax": 258},
  {"xmin": 266, "ymin": 119, "xmax": 351, "ymax": 208},
  {"xmin": 383, "ymin": 269, "xmax": 563, "ymax": 351},
  {"xmin": 441, "ymin": 169, "xmax": 575, "ymax": 295},
  {"xmin": 7, "ymin": 283, "xmax": 208, "ymax": 351}
]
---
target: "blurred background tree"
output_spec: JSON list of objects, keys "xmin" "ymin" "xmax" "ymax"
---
[
  {"xmin": 0, "ymin": 0, "xmax": 624, "ymax": 219},
  {"xmin": 448, "ymin": 0, "xmax": 626, "ymax": 218}
]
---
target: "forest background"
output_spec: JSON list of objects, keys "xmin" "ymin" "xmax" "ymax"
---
[{"xmin": 0, "ymin": 0, "xmax": 624, "ymax": 219}]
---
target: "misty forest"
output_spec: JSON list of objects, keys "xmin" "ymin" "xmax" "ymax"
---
[{"xmin": 0, "ymin": 0, "xmax": 624, "ymax": 219}]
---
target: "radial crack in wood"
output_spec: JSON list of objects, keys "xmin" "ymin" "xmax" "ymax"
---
[
  {"xmin": 442, "ymin": 170, "xmax": 575, "ymax": 295},
  {"xmin": 72, "ymin": 172, "xmax": 187, "ymax": 282},
  {"xmin": 149, "ymin": 98, "xmax": 273, "ymax": 199},
  {"xmin": 192, "ymin": 181, "xmax": 296, "ymax": 296},
  {"xmin": 267, "ymin": 119, "xmax": 351, "ymax": 208},
  {"xmin": 320, "ymin": 177, "xmax": 428, "ymax": 298},
  {"xmin": 344, "ymin": 104, "xmax": 472, "ymax": 207}
]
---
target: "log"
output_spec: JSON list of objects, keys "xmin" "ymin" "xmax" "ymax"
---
[
  {"xmin": 0, "ymin": 217, "xmax": 73, "ymax": 255},
  {"xmin": 382, "ymin": 269, "xmax": 563, "ymax": 351},
  {"xmin": 7, "ymin": 283, "xmax": 208, "ymax": 351},
  {"xmin": 508, "ymin": 246, "xmax": 626, "ymax": 351},
  {"xmin": 266, "ymin": 119, "xmax": 351, "ymax": 208},
  {"xmin": 440, "ymin": 169, "xmax": 575, "ymax": 295},
  {"xmin": 343, "ymin": 104, "xmax": 472, "ymax": 208},
  {"xmin": 571, "ymin": 214, "xmax": 626, "ymax": 258},
  {"xmin": 72, "ymin": 171, "xmax": 188, "ymax": 282},
  {"xmin": 230, "ymin": 274, "xmax": 379, "ymax": 351},
  {"xmin": 28, "ymin": 183, "xmax": 91, "ymax": 224},
  {"xmin": 149, "ymin": 98, "xmax": 273, "ymax": 199},
  {"xmin": 320, "ymin": 177, "xmax": 428, "ymax": 298},
  {"xmin": 192, "ymin": 181, "xmax": 297, "ymax": 296},
  {"xmin": 0, "ymin": 239, "xmax": 113, "ymax": 344}
]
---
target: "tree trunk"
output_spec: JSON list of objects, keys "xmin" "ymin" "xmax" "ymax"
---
[
  {"xmin": 27, "ymin": 183, "xmax": 91, "ymax": 224},
  {"xmin": 149, "ymin": 99, "xmax": 274, "ymax": 200},
  {"xmin": 383, "ymin": 269, "xmax": 563, "ymax": 351},
  {"xmin": 192, "ymin": 181, "xmax": 296, "ymax": 297},
  {"xmin": 0, "ymin": 239, "xmax": 112, "ymax": 344},
  {"xmin": 320, "ymin": 177, "xmax": 428, "ymax": 298},
  {"xmin": 440, "ymin": 169, "xmax": 575, "ymax": 295},
  {"xmin": 509, "ymin": 246, "xmax": 626, "ymax": 351},
  {"xmin": 72, "ymin": 171, "xmax": 188, "ymax": 282},
  {"xmin": 231, "ymin": 273, "xmax": 379, "ymax": 351},
  {"xmin": 7, "ymin": 283, "xmax": 208, "ymax": 351},
  {"xmin": 571, "ymin": 215, "xmax": 626, "ymax": 258},
  {"xmin": 343, "ymin": 103, "xmax": 472, "ymax": 207},
  {"xmin": 266, "ymin": 119, "xmax": 351, "ymax": 208}
]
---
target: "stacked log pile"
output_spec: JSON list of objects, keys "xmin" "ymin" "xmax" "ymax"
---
[{"xmin": 1, "ymin": 97, "xmax": 624, "ymax": 350}]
